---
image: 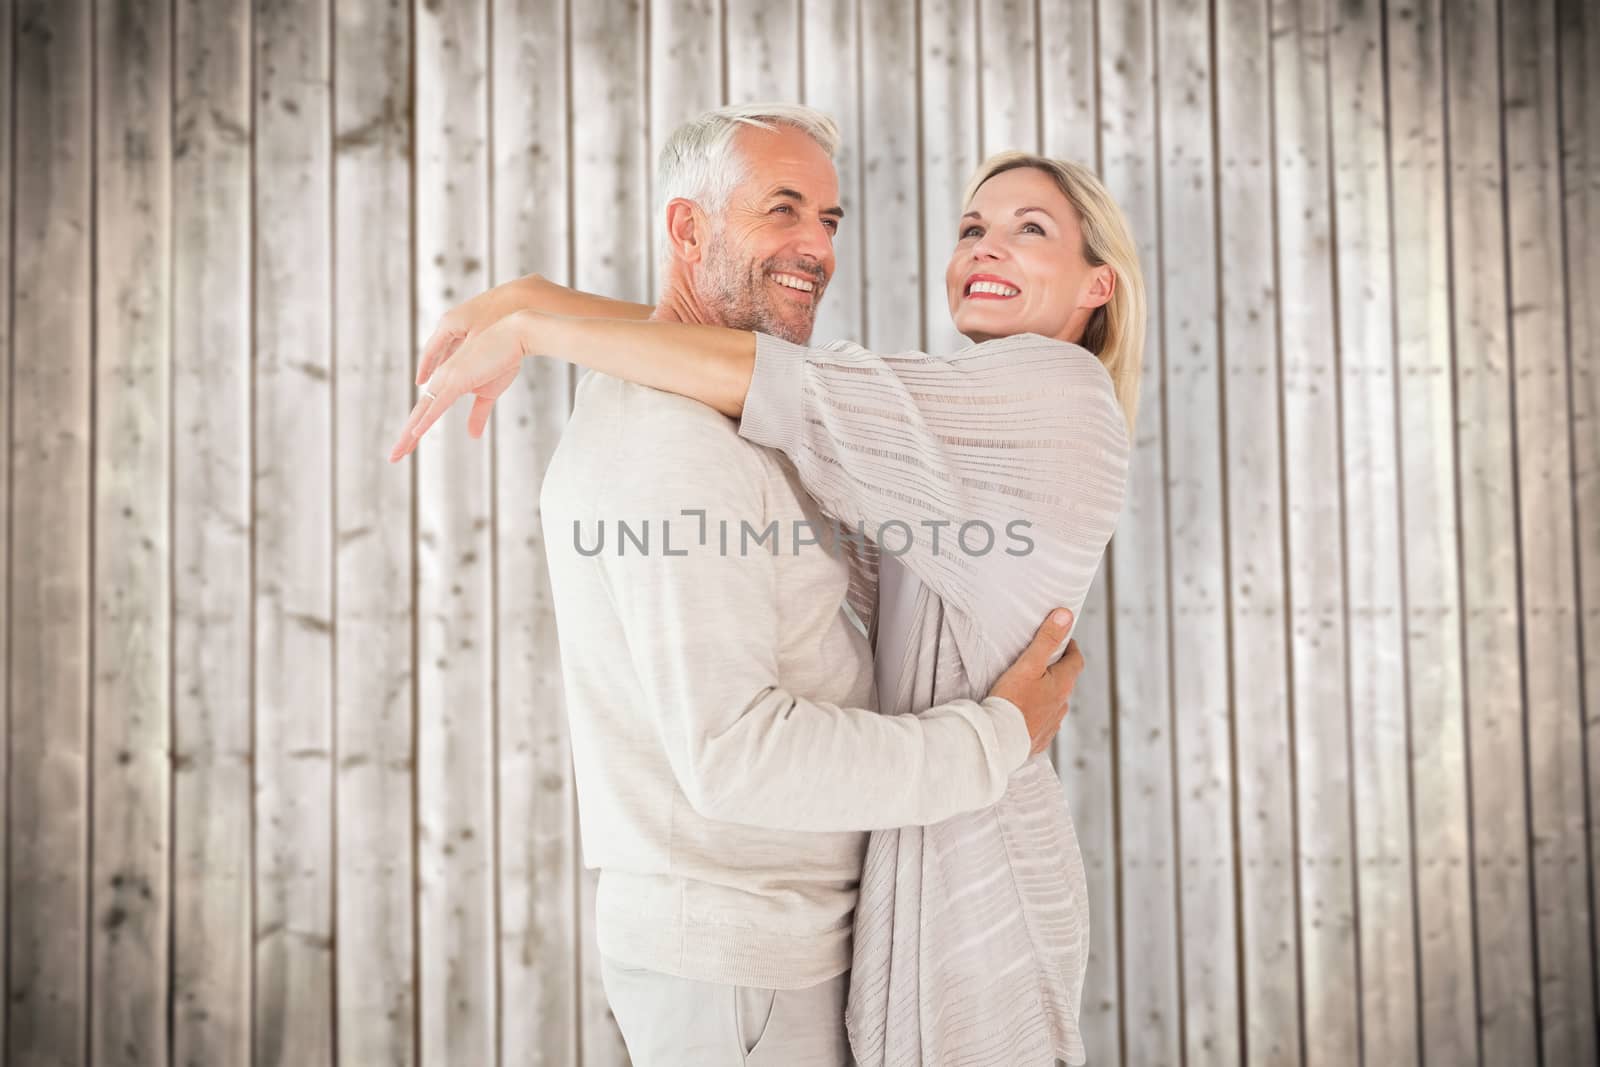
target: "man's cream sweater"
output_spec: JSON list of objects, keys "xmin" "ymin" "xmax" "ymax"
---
[{"xmin": 538, "ymin": 369, "xmax": 1032, "ymax": 990}]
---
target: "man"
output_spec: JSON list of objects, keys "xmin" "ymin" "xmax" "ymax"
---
[{"xmin": 400, "ymin": 105, "xmax": 1083, "ymax": 1066}]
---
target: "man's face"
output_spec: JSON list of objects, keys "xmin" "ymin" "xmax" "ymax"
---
[{"xmin": 696, "ymin": 125, "xmax": 842, "ymax": 344}]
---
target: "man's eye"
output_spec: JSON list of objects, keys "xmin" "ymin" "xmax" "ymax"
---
[
  {"xmin": 772, "ymin": 204, "xmax": 794, "ymax": 215},
  {"xmin": 823, "ymin": 219, "xmax": 839, "ymax": 233}
]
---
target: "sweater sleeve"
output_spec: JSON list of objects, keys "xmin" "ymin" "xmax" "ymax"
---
[
  {"xmin": 738, "ymin": 332, "xmax": 1130, "ymax": 689},
  {"xmin": 592, "ymin": 406, "xmax": 1031, "ymax": 832}
]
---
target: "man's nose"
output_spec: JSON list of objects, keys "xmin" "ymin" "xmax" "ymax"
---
[{"xmin": 792, "ymin": 215, "xmax": 834, "ymax": 260}]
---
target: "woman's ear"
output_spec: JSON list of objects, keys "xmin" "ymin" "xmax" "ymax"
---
[
  {"xmin": 1081, "ymin": 264, "xmax": 1115, "ymax": 310},
  {"xmin": 665, "ymin": 198, "xmax": 706, "ymax": 264}
]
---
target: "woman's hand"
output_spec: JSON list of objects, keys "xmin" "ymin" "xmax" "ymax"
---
[
  {"xmin": 415, "ymin": 273, "xmax": 547, "ymax": 386},
  {"xmin": 387, "ymin": 310, "xmax": 539, "ymax": 462},
  {"xmin": 416, "ymin": 272, "xmax": 654, "ymax": 386}
]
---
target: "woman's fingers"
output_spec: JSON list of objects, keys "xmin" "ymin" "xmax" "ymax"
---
[
  {"xmin": 467, "ymin": 394, "xmax": 496, "ymax": 438},
  {"xmin": 387, "ymin": 375, "xmax": 457, "ymax": 462},
  {"xmin": 416, "ymin": 325, "xmax": 466, "ymax": 385}
]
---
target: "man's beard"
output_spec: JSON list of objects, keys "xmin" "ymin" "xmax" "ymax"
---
[{"xmin": 700, "ymin": 227, "xmax": 825, "ymax": 345}]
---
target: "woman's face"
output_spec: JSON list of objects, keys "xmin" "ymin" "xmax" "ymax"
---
[{"xmin": 944, "ymin": 166, "xmax": 1112, "ymax": 345}]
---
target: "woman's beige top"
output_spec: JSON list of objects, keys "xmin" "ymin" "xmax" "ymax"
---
[{"xmin": 740, "ymin": 331, "xmax": 1131, "ymax": 1067}]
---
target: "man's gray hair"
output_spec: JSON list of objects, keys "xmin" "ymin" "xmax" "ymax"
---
[{"xmin": 654, "ymin": 103, "xmax": 841, "ymax": 248}]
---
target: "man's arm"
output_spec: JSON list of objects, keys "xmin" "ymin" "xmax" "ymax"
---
[{"xmin": 591, "ymin": 413, "xmax": 1074, "ymax": 833}]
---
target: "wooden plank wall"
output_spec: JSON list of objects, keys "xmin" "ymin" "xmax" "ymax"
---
[{"xmin": 3, "ymin": 1, "xmax": 1595, "ymax": 1065}]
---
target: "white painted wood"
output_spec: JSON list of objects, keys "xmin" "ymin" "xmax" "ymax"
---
[
  {"xmin": 1155, "ymin": 1, "xmax": 1239, "ymax": 1063},
  {"xmin": 90, "ymin": 0, "xmax": 172, "ymax": 1063},
  {"xmin": 647, "ymin": 0, "xmax": 722, "ymax": 293},
  {"xmin": 8, "ymin": 5, "xmax": 1600, "ymax": 1063},
  {"xmin": 725, "ymin": 0, "xmax": 799, "ymax": 103},
  {"xmin": 802, "ymin": 0, "xmax": 864, "ymax": 346},
  {"xmin": 1271, "ymin": 0, "xmax": 1360, "ymax": 1061},
  {"xmin": 331, "ymin": 0, "xmax": 418, "ymax": 1063},
  {"xmin": 859, "ymin": 0, "xmax": 922, "ymax": 351},
  {"xmin": 1385, "ymin": 1, "xmax": 1478, "ymax": 1061},
  {"xmin": 1502, "ymin": 0, "xmax": 1595, "ymax": 1061},
  {"xmin": 490, "ymin": 1, "xmax": 578, "ymax": 1064},
  {"xmin": 171, "ymin": 0, "xmax": 254, "ymax": 1062},
  {"xmin": 9, "ymin": 0, "xmax": 92, "ymax": 1063},
  {"xmin": 1328, "ymin": 1, "xmax": 1420, "ymax": 1063},
  {"xmin": 1039, "ymin": 0, "xmax": 1096, "ymax": 167},
  {"xmin": 978, "ymin": 0, "xmax": 1038, "ymax": 156},
  {"xmin": 1217, "ymin": 2, "xmax": 1303, "ymax": 1063},
  {"xmin": 1558, "ymin": 0, "xmax": 1600, "ymax": 1040},
  {"xmin": 1099, "ymin": 1, "xmax": 1183, "ymax": 1063},
  {"xmin": 413, "ymin": 0, "xmax": 498, "ymax": 1063},
  {"xmin": 1038, "ymin": 5, "xmax": 1120, "ymax": 1062},
  {"xmin": 1443, "ymin": 0, "xmax": 1539, "ymax": 1060},
  {"xmin": 253, "ymin": 1, "xmax": 336, "ymax": 1063},
  {"xmin": 918, "ymin": 0, "xmax": 979, "ymax": 354},
  {"xmin": 570, "ymin": 2, "xmax": 649, "ymax": 1062}
]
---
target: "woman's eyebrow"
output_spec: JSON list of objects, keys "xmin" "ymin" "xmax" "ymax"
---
[{"xmin": 960, "ymin": 206, "xmax": 1056, "ymax": 221}]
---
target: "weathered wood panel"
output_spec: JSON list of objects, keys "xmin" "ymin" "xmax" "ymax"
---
[
  {"xmin": 569, "ymin": 1, "xmax": 648, "ymax": 1061},
  {"xmin": 9, "ymin": 0, "xmax": 93, "ymax": 1063},
  {"xmin": 1328, "ymin": 0, "xmax": 1419, "ymax": 1063},
  {"xmin": 1099, "ymin": 1, "xmax": 1183, "ymax": 1064},
  {"xmin": 490, "ymin": 1, "xmax": 578, "ymax": 1064},
  {"xmin": 171, "ymin": 0, "xmax": 255, "ymax": 1062},
  {"xmin": 1039, "ymin": 0, "xmax": 1096, "ymax": 167},
  {"xmin": 332, "ymin": 0, "xmax": 418, "ymax": 1064},
  {"xmin": 1272, "ymin": 0, "xmax": 1360, "ymax": 1061},
  {"xmin": 859, "ymin": 0, "xmax": 921, "ymax": 351},
  {"xmin": 90, "ymin": 0, "xmax": 172, "ymax": 1063},
  {"xmin": 919, "ymin": 0, "xmax": 978, "ymax": 354},
  {"xmin": 978, "ymin": 0, "xmax": 1038, "ymax": 156},
  {"xmin": 1443, "ymin": 0, "xmax": 1539, "ymax": 1060},
  {"xmin": 1039, "ymin": 4, "xmax": 1120, "ymax": 1061},
  {"xmin": 1386, "ymin": 0, "xmax": 1478, "ymax": 1061},
  {"xmin": 1155, "ymin": 1, "xmax": 1239, "ymax": 1063},
  {"xmin": 253, "ymin": 1, "xmax": 336, "ymax": 1062},
  {"xmin": 725, "ymin": 0, "xmax": 798, "ymax": 102},
  {"xmin": 0, "ymin": 0, "xmax": 12, "ymax": 1044},
  {"xmin": 413, "ymin": 0, "xmax": 498, "ymax": 1063},
  {"xmin": 1502, "ymin": 0, "xmax": 1594, "ymax": 1061},
  {"xmin": 1559, "ymin": 0, "xmax": 1600, "ymax": 1046},
  {"xmin": 1217, "ymin": 0, "xmax": 1303, "ymax": 1061}
]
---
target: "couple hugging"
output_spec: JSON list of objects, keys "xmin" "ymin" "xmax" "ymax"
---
[{"xmin": 390, "ymin": 103, "xmax": 1143, "ymax": 1067}]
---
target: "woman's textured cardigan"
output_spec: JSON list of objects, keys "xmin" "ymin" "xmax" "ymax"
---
[{"xmin": 738, "ymin": 331, "xmax": 1131, "ymax": 1066}]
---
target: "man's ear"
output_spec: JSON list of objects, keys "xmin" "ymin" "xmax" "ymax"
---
[
  {"xmin": 1081, "ymin": 264, "xmax": 1115, "ymax": 310},
  {"xmin": 665, "ymin": 198, "xmax": 707, "ymax": 264}
]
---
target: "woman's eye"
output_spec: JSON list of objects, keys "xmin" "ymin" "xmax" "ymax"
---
[
  {"xmin": 960, "ymin": 225, "xmax": 983, "ymax": 239},
  {"xmin": 1021, "ymin": 222, "xmax": 1045, "ymax": 235}
]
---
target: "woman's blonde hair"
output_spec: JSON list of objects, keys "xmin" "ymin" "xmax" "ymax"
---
[{"xmin": 961, "ymin": 152, "xmax": 1146, "ymax": 437}]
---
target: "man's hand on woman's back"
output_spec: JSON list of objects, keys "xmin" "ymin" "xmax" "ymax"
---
[{"xmin": 987, "ymin": 609, "xmax": 1085, "ymax": 758}]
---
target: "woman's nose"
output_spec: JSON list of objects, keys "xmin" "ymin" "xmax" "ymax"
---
[{"xmin": 971, "ymin": 236, "xmax": 1003, "ymax": 260}]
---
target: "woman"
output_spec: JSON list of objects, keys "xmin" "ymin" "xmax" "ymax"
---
[{"xmin": 394, "ymin": 151, "xmax": 1144, "ymax": 1066}]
